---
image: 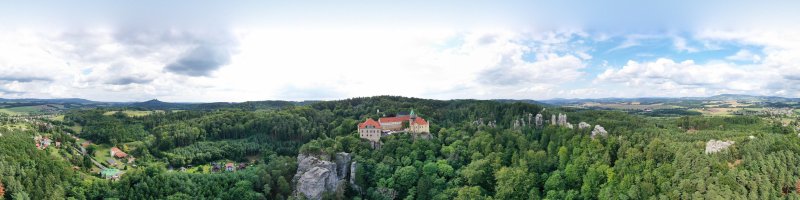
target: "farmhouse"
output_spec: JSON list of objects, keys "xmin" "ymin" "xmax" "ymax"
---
[
  {"xmin": 110, "ymin": 147, "xmax": 128, "ymax": 158},
  {"xmin": 34, "ymin": 136, "xmax": 52, "ymax": 149},
  {"xmin": 357, "ymin": 109, "xmax": 430, "ymax": 143}
]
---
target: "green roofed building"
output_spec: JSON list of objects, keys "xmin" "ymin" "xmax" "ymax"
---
[{"xmin": 101, "ymin": 168, "xmax": 121, "ymax": 179}]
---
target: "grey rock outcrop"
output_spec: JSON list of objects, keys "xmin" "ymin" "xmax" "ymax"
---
[
  {"xmin": 473, "ymin": 118, "xmax": 484, "ymax": 126},
  {"xmin": 591, "ymin": 125, "xmax": 608, "ymax": 139},
  {"xmin": 551, "ymin": 114, "xmax": 557, "ymax": 125},
  {"xmin": 535, "ymin": 114, "xmax": 543, "ymax": 127},
  {"xmin": 565, "ymin": 122, "xmax": 574, "ymax": 129},
  {"xmin": 557, "ymin": 113, "xmax": 568, "ymax": 126},
  {"xmin": 527, "ymin": 113, "xmax": 533, "ymax": 126},
  {"xmin": 334, "ymin": 153, "xmax": 352, "ymax": 179},
  {"xmin": 705, "ymin": 140, "xmax": 735, "ymax": 154},
  {"xmin": 487, "ymin": 120, "xmax": 497, "ymax": 128},
  {"xmin": 578, "ymin": 122, "xmax": 591, "ymax": 129},
  {"xmin": 293, "ymin": 152, "xmax": 355, "ymax": 200},
  {"xmin": 349, "ymin": 161, "xmax": 360, "ymax": 191}
]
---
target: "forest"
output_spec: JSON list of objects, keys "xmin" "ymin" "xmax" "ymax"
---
[{"xmin": 1, "ymin": 96, "xmax": 800, "ymax": 199}]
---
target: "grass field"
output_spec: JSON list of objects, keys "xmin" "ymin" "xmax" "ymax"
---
[
  {"xmin": 0, "ymin": 123, "xmax": 31, "ymax": 132},
  {"xmin": 51, "ymin": 115, "xmax": 66, "ymax": 121},
  {"xmin": 0, "ymin": 105, "xmax": 60, "ymax": 115},
  {"xmin": 581, "ymin": 102, "xmax": 680, "ymax": 110},
  {"xmin": 691, "ymin": 108, "xmax": 736, "ymax": 116}
]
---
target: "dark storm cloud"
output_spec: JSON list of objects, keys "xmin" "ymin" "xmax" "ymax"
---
[{"xmin": 164, "ymin": 44, "xmax": 232, "ymax": 77}]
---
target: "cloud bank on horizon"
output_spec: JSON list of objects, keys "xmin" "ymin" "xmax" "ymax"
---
[{"xmin": 1, "ymin": 1, "xmax": 800, "ymax": 102}]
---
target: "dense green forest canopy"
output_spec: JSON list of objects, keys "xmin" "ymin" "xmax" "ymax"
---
[{"xmin": 2, "ymin": 96, "xmax": 800, "ymax": 199}]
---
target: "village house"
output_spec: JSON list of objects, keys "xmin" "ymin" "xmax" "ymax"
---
[
  {"xmin": 110, "ymin": 147, "xmax": 128, "ymax": 159},
  {"xmin": 225, "ymin": 162, "xmax": 235, "ymax": 172},
  {"xmin": 34, "ymin": 136, "xmax": 52, "ymax": 149},
  {"xmin": 357, "ymin": 109, "xmax": 430, "ymax": 143},
  {"xmin": 212, "ymin": 162, "xmax": 221, "ymax": 172}
]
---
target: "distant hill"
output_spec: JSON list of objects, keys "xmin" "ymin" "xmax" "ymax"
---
[
  {"xmin": 493, "ymin": 99, "xmax": 549, "ymax": 105},
  {"xmin": 702, "ymin": 94, "xmax": 798, "ymax": 102},
  {"xmin": 0, "ymin": 98, "xmax": 96, "ymax": 104},
  {"xmin": 129, "ymin": 99, "xmax": 195, "ymax": 110},
  {"xmin": 127, "ymin": 99, "xmax": 308, "ymax": 110},
  {"xmin": 196, "ymin": 100, "xmax": 303, "ymax": 110},
  {"xmin": 540, "ymin": 94, "xmax": 800, "ymax": 105}
]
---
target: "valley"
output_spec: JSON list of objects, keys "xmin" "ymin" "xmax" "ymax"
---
[{"xmin": 1, "ymin": 95, "xmax": 800, "ymax": 199}]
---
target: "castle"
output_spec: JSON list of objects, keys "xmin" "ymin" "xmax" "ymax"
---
[{"xmin": 358, "ymin": 109, "xmax": 430, "ymax": 143}]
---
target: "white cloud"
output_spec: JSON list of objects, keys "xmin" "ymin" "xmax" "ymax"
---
[
  {"xmin": 589, "ymin": 29, "xmax": 800, "ymax": 98},
  {"xmin": 596, "ymin": 58, "xmax": 770, "ymax": 96},
  {"xmin": 672, "ymin": 36, "xmax": 698, "ymax": 52},
  {"xmin": 726, "ymin": 49, "xmax": 761, "ymax": 62},
  {"xmin": 0, "ymin": 29, "xmax": 239, "ymax": 101},
  {"xmin": 5, "ymin": 26, "xmax": 800, "ymax": 101}
]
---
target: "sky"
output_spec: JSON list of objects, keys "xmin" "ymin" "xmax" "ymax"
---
[{"xmin": 2, "ymin": 1, "xmax": 800, "ymax": 102}]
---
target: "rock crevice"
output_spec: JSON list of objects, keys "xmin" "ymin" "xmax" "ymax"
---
[{"xmin": 293, "ymin": 152, "xmax": 355, "ymax": 200}]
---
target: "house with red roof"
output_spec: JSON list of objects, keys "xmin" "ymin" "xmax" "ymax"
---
[
  {"xmin": 110, "ymin": 147, "xmax": 128, "ymax": 158},
  {"xmin": 358, "ymin": 118, "xmax": 382, "ymax": 142},
  {"xmin": 357, "ymin": 109, "xmax": 430, "ymax": 143},
  {"xmin": 225, "ymin": 162, "xmax": 235, "ymax": 172}
]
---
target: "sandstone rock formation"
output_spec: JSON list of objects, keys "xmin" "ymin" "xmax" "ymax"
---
[
  {"xmin": 557, "ymin": 113, "xmax": 568, "ymax": 126},
  {"xmin": 705, "ymin": 140, "xmax": 735, "ymax": 154},
  {"xmin": 551, "ymin": 114, "xmax": 557, "ymax": 125},
  {"xmin": 578, "ymin": 122, "xmax": 591, "ymax": 129},
  {"xmin": 472, "ymin": 118, "xmax": 484, "ymax": 126},
  {"xmin": 535, "ymin": 114, "xmax": 543, "ymax": 127},
  {"xmin": 349, "ymin": 161, "xmax": 360, "ymax": 192},
  {"xmin": 527, "ymin": 113, "xmax": 534, "ymax": 127},
  {"xmin": 591, "ymin": 125, "xmax": 608, "ymax": 139},
  {"xmin": 487, "ymin": 120, "xmax": 497, "ymax": 128},
  {"xmin": 293, "ymin": 152, "xmax": 355, "ymax": 200}
]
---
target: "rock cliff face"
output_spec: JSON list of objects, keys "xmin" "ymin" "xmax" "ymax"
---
[
  {"xmin": 349, "ymin": 161, "xmax": 361, "ymax": 192},
  {"xmin": 591, "ymin": 125, "xmax": 608, "ymax": 139},
  {"xmin": 535, "ymin": 114, "xmax": 543, "ymax": 127},
  {"xmin": 293, "ymin": 152, "xmax": 355, "ymax": 200},
  {"xmin": 578, "ymin": 122, "xmax": 591, "ymax": 129},
  {"xmin": 705, "ymin": 140, "xmax": 735, "ymax": 154},
  {"xmin": 557, "ymin": 113, "xmax": 568, "ymax": 126}
]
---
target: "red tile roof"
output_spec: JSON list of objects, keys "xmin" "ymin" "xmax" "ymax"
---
[
  {"xmin": 412, "ymin": 117, "xmax": 428, "ymax": 125},
  {"xmin": 358, "ymin": 118, "xmax": 381, "ymax": 129},
  {"xmin": 111, "ymin": 147, "xmax": 128, "ymax": 158},
  {"xmin": 226, "ymin": 162, "xmax": 234, "ymax": 167},
  {"xmin": 379, "ymin": 116, "xmax": 410, "ymax": 123}
]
